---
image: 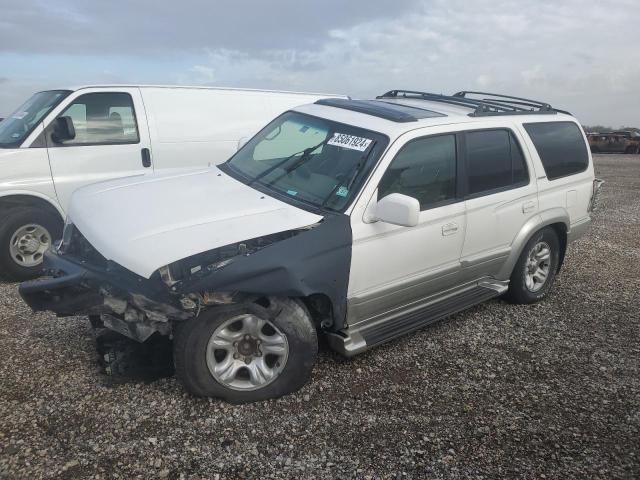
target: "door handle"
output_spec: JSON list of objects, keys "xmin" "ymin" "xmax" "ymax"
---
[
  {"xmin": 141, "ymin": 148, "xmax": 152, "ymax": 168},
  {"xmin": 522, "ymin": 200, "xmax": 536, "ymax": 213},
  {"xmin": 442, "ymin": 222, "xmax": 459, "ymax": 236}
]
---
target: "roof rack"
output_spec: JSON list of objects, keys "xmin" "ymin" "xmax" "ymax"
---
[{"xmin": 377, "ymin": 90, "xmax": 569, "ymax": 117}]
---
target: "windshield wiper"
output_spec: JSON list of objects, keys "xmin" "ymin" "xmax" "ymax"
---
[
  {"xmin": 320, "ymin": 140, "xmax": 377, "ymax": 208},
  {"xmin": 248, "ymin": 136, "xmax": 332, "ymax": 187}
]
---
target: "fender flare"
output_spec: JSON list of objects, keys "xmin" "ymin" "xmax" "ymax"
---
[
  {"xmin": 496, "ymin": 207, "xmax": 570, "ymax": 280},
  {"xmin": 0, "ymin": 190, "xmax": 65, "ymax": 219}
]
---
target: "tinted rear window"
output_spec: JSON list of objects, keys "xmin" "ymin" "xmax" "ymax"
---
[
  {"xmin": 523, "ymin": 122, "xmax": 589, "ymax": 180},
  {"xmin": 466, "ymin": 129, "xmax": 529, "ymax": 195}
]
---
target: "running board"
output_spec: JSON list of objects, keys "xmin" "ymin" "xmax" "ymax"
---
[{"xmin": 327, "ymin": 280, "xmax": 508, "ymax": 357}]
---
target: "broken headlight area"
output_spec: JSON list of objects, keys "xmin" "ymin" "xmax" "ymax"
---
[
  {"xmin": 56, "ymin": 222, "xmax": 108, "ymax": 267},
  {"xmin": 158, "ymin": 228, "xmax": 308, "ymax": 289}
]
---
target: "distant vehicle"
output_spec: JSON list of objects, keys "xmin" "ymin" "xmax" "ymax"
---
[
  {"xmin": 0, "ymin": 85, "xmax": 345, "ymax": 280},
  {"xmin": 20, "ymin": 90, "xmax": 602, "ymax": 403},
  {"xmin": 587, "ymin": 131, "xmax": 640, "ymax": 154}
]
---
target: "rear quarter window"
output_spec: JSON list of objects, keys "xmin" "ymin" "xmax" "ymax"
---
[{"xmin": 523, "ymin": 121, "xmax": 589, "ymax": 180}]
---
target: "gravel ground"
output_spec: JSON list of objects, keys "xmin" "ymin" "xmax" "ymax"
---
[{"xmin": 1, "ymin": 154, "xmax": 639, "ymax": 479}]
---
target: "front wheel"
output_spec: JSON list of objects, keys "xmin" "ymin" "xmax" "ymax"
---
[
  {"xmin": 505, "ymin": 227, "xmax": 560, "ymax": 304},
  {"xmin": 0, "ymin": 207, "xmax": 63, "ymax": 281},
  {"xmin": 173, "ymin": 297, "xmax": 317, "ymax": 403}
]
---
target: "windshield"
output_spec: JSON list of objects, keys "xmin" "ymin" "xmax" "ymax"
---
[
  {"xmin": 224, "ymin": 111, "xmax": 388, "ymax": 211},
  {"xmin": 0, "ymin": 90, "xmax": 71, "ymax": 147}
]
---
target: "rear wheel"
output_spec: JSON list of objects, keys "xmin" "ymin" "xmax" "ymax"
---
[
  {"xmin": 0, "ymin": 207, "xmax": 62, "ymax": 281},
  {"xmin": 505, "ymin": 227, "xmax": 560, "ymax": 304},
  {"xmin": 173, "ymin": 297, "xmax": 317, "ymax": 403}
]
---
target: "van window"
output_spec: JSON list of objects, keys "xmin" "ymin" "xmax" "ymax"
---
[
  {"xmin": 54, "ymin": 92, "xmax": 139, "ymax": 146},
  {"xmin": 465, "ymin": 129, "xmax": 529, "ymax": 196},
  {"xmin": 523, "ymin": 122, "xmax": 589, "ymax": 180},
  {"xmin": 378, "ymin": 134, "xmax": 457, "ymax": 210}
]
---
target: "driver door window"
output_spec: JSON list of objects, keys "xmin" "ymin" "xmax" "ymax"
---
[
  {"xmin": 54, "ymin": 92, "xmax": 139, "ymax": 146},
  {"xmin": 378, "ymin": 134, "xmax": 457, "ymax": 209}
]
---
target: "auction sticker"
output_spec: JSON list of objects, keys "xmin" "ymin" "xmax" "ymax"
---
[{"xmin": 328, "ymin": 133, "xmax": 372, "ymax": 151}]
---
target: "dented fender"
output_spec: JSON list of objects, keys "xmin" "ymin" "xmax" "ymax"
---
[{"xmin": 175, "ymin": 213, "xmax": 353, "ymax": 328}]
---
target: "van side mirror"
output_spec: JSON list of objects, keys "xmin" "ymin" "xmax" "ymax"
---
[
  {"xmin": 375, "ymin": 193, "xmax": 420, "ymax": 227},
  {"xmin": 52, "ymin": 116, "xmax": 76, "ymax": 143}
]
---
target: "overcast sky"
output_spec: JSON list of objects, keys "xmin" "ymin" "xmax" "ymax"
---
[{"xmin": 1, "ymin": 0, "xmax": 638, "ymax": 126}]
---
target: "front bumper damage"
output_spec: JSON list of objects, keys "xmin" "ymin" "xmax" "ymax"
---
[{"xmin": 19, "ymin": 250, "xmax": 191, "ymax": 342}]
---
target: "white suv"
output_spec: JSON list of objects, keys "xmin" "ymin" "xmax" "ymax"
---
[{"xmin": 20, "ymin": 90, "xmax": 602, "ymax": 403}]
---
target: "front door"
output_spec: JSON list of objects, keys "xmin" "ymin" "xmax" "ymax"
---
[
  {"xmin": 45, "ymin": 88, "xmax": 152, "ymax": 211},
  {"xmin": 348, "ymin": 133, "xmax": 465, "ymax": 327}
]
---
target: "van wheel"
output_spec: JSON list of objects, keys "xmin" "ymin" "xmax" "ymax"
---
[
  {"xmin": 505, "ymin": 227, "xmax": 560, "ymax": 304},
  {"xmin": 173, "ymin": 297, "xmax": 317, "ymax": 403},
  {"xmin": 0, "ymin": 207, "xmax": 63, "ymax": 281}
]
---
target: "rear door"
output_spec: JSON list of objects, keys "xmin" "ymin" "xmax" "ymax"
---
[
  {"xmin": 459, "ymin": 127, "xmax": 538, "ymax": 281},
  {"xmin": 44, "ymin": 88, "xmax": 152, "ymax": 210}
]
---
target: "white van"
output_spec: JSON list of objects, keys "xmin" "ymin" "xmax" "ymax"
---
[{"xmin": 0, "ymin": 85, "xmax": 344, "ymax": 279}]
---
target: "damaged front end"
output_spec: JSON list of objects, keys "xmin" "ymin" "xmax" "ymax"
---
[
  {"xmin": 18, "ymin": 221, "xmax": 327, "ymax": 343},
  {"xmin": 19, "ymin": 226, "xmax": 191, "ymax": 342}
]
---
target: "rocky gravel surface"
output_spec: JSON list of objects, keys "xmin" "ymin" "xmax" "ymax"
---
[{"xmin": 1, "ymin": 154, "xmax": 639, "ymax": 479}]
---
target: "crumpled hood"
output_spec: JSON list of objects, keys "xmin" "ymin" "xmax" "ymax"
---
[{"xmin": 68, "ymin": 167, "xmax": 323, "ymax": 278}]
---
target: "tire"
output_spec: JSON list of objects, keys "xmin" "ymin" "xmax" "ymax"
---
[
  {"xmin": 505, "ymin": 227, "xmax": 560, "ymax": 304},
  {"xmin": 173, "ymin": 297, "xmax": 318, "ymax": 403},
  {"xmin": 0, "ymin": 207, "xmax": 63, "ymax": 281}
]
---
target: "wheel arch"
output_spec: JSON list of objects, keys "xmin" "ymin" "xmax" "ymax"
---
[
  {"xmin": 0, "ymin": 192, "xmax": 64, "ymax": 221},
  {"xmin": 497, "ymin": 208, "xmax": 570, "ymax": 280}
]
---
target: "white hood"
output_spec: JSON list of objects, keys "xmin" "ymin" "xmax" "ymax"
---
[{"xmin": 68, "ymin": 168, "xmax": 323, "ymax": 278}]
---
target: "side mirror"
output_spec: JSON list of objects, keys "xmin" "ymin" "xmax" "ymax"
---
[
  {"xmin": 375, "ymin": 193, "xmax": 420, "ymax": 227},
  {"xmin": 52, "ymin": 116, "xmax": 76, "ymax": 143}
]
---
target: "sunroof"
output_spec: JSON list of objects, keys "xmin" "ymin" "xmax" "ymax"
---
[{"xmin": 315, "ymin": 98, "xmax": 446, "ymax": 122}]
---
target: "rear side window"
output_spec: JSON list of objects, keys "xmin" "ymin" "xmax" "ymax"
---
[
  {"xmin": 523, "ymin": 121, "xmax": 589, "ymax": 180},
  {"xmin": 465, "ymin": 129, "xmax": 529, "ymax": 196},
  {"xmin": 54, "ymin": 92, "xmax": 139, "ymax": 146},
  {"xmin": 378, "ymin": 134, "xmax": 457, "ymax": 210}
]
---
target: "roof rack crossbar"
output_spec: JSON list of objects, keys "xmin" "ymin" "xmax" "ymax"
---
[
  {"xmin": 379, "ymin": 89, "xmax": 564, "ymax": 117},
  {"xmin": 454, "ymin": 91, "xmax": 553, "ymax": 110},
  {"xmin": 378, "ymin": 90, "xmax": 518, "ymax": 113}
]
